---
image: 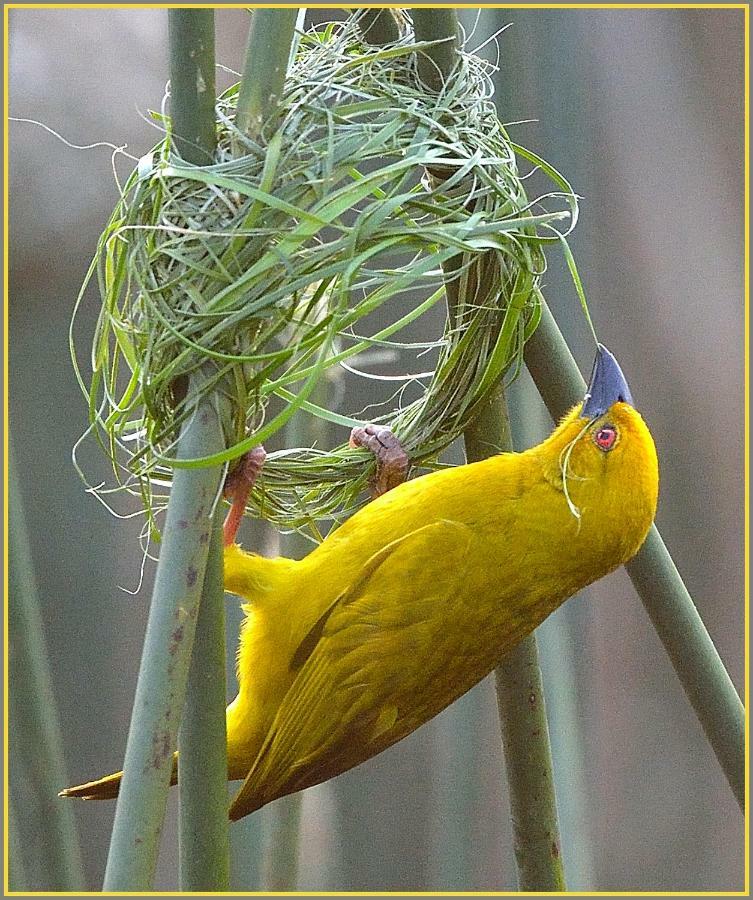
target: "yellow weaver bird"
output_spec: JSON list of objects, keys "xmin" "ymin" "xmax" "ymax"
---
[{"xmin": 62, "ymin": 345, "xmax": 658, "ymax": 820}]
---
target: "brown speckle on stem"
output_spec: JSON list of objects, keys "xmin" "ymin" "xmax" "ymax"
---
[
  {"xmin": 151, "ymin": 730, "xmax": 172, "ymax": 768},
  {"xmin": 171, "ymin": 624, "xmax": 184, "ymax": 649}
]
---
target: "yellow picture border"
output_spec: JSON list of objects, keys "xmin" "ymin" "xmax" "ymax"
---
[{"xmin": 3, "ymin": 4, "xmax": 748, "ymax": 895}]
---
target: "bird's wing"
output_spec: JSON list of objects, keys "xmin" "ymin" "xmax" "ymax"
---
[{"xmin": 228, "ymin": 518, "xmax": 473, "ymax": 820}]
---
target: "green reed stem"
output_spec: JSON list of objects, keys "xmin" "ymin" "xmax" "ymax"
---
[
  {"xmin": 168, "ymin": 10, "xmax": 216, "ymax": 165},
  {"xmin": 8, "ymin": 796, "xmax": 29, "ymax": 892},
  {"xmin": 411, "ymin": 10, "xmax": 567, "ymax": 890},
  {"xmin": 524, "ymin": 299, "xmax": 745, "ymax": 812},
  {"xmin": 235, "ymin": 8, "xmax": 299, "ymax": 147},
  {"xmin": 230, "ymin": 6, "xmax": 304, "ymax": 889},
  {"xmin": 9, "ymin": 447, "xmax": 86, "ymax": 891},
  {"xmin": 358, "ymin": 8, "xmax": 402, "ymax": 45},
  {"xmin": 103, "ymin": 15, "xmax": 228, "ymax": 887},
  {"xmin": 464, "ymin": 385, "xmax": 567, "ymax": 891},
  {"xmin": 178, "ymin": 513, "xmax": 230, "ymax": 890},
  {"xmin": 102, "ymin": 396, "xmax": 225, "ymax": 890},
  {"xmin": 410, "ymin": 8, "xmax": 459, "ymax": 91},
  {"xmin": 166, "ymin": 10, "xmax": 232, "ymax": 892}
]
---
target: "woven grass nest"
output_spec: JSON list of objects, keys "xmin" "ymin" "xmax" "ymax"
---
[{"xmin": 72, "ymin": 16, "xmax": 578, "ymax": 538}]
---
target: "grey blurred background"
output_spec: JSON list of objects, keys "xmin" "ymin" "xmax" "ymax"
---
[{"xmin": 8, "ymin": 6, "xmax": 745, "ymax": 891}]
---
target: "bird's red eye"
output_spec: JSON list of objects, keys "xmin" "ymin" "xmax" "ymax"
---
[{"xmin": 594, "ymin": 425, "xmax": 617, "ymax": 451}]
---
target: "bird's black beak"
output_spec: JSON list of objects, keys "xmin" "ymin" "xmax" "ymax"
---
[{"xmin": 581, "ymin": 344, "xmax": 634, "ymax": 419}]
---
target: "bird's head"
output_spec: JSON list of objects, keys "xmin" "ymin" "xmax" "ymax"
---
[{"xmin": 534, "ymin": 345, "xmax": 659, "ymax": 552}]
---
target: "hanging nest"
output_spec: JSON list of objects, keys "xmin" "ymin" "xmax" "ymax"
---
[{"xmin": 72, "ymin": 16, "xmax": 578, "ymax": 537}]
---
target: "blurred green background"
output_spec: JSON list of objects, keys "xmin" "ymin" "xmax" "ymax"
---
[{"xmin": 8, "ymin": 6, "xmax": 745, "ymax": 891}]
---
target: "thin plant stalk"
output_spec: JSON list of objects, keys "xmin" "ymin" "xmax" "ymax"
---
[
  {"xmin": 102, "ymin": 393, "xmax": 226, "ymax": 890},
  {"xmin": 261, "ymin": 794, "xmax": 303, "ymax": 891},
  {"xmin": 8, "ymin": 448, "xmax": 86, "ymax": 891},
  {"xmin": 231, "ymin": 6, "xmax": 304, "ymax": 888},
  {"xmin": 165, "ymin": 9, "xmax": 231, "ymax": 892},
  {"xmin": 234, "ymin": 7, "xmax": 299, "ymax": 148},
  {"xmin": 410, "ymin": 10, "xmax": 566, "ymax": 889},
  {"xmin": 427, "ymin": 686, "xmax": 487, "ymax": 888},
  {"xmin": 494, "ymin": 638, "xmax": 567, "ymax": 890},
  {"xmin": 259, "ymin": 497, "xmax": 306, "ymax": 890},
  {"xmin": 507, "ymin": 368, "xmax": 595, "ymax": 889},
  {"xmin": 506, "ymin": 364, "xmax": 595, "ymax": 890},
  {"xmin": 228, "ymin": 522, "xmax": 268, "ymax": 891},
  {"xmin": 524, "ymin": 300, "xmax": 746, "ymax": 811},
  {"xmin": 259, "ymin": 542, "xmax": 306, "ymax": 889},
  {"xmin": 482, "ymin": 10, "xmax": 597, "ymax": 880},
  {"xmin": 464, "ymin": 385, "xmax": 567, "ymax": 892},
  {"xmin": 534, "ymin": 607, "xmax": 596, "ymax": 890},
  {"xmin": 260, "ymin": 316, "xmax": 335, "ymax": 891}
]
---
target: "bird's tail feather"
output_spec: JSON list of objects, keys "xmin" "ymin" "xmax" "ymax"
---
[
  {"xmin": 60, "ymin": 755, "xmax": 178, "ymax": 800},
  {"xmin": 59, "ymin": 771, "xmax": 125, "ymax": 800}
]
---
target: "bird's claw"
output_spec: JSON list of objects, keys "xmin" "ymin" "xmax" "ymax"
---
[
  {"xmin": 223, "ymin": 445, "xmax": 267, "ymax": 546},
  {"xmin": 350, "ymin": 424, "xmax": 410, "ymax": 498}
]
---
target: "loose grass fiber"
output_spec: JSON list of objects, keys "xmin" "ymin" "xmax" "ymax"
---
[{"xmin": 71, "ymin": 16, "xmax": 579, "ymax": 539}]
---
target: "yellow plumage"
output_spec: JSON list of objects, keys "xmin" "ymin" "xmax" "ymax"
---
[{"xmin": 63, "ymin": 395, "xmax": 658, "ymax": 820}]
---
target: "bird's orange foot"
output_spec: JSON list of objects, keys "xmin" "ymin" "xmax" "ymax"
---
[
  {"xmin": 349, "ymin": 425, "xmax": 409, "ymax": 498},
  {"xmin": 223, "ymin": 445, "xmax": 267, "ymax": 546}
]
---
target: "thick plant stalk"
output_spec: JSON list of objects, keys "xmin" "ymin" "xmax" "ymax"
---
[
  {"xmin": 525, "ymin": 300, "xmax": 745, "ymax": 811},
  {"xmin": 410, "ymin": 9, "xmax": 459, "ymax": 90},
  {"xmin": 178, "ymin": 514, "xmax": 230, "ymax": 890},
  {"xmin": 235, "ymin": 8, "xmax": 299, "ymax": 146},
  {"xmin": 168, "ymin": 10, "xmax": 216, "ymax": 165},
  {"xmin": 410, "ymin": 10, "xmax": 566, "ymax": 890},
  {"xmin": 358, "ymin": 8, "xmax": 403, "ymax": 45},
  {"xmin": 165, "ymin": 9, "xmax": 231, "ymax": 892},
  {"xmin": 102, "ymin": 395, "xmax": 225, "ymax": 890},
  {"xmin": 8, "ymin": 449, "xmax": 86, "ymax": 890}
]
